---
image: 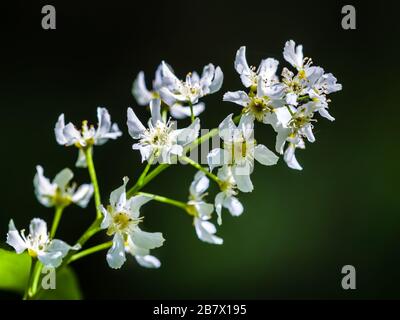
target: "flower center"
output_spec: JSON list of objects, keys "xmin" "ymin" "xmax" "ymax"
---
[
  {"xmin": 246, "ymin": 97, "xmax": 273, "ymax": 122},
  {"xmin": 112, "ymin": 212, "xmax": 133, "ymax": 231},
  {"xmin": 142, "ymin": 122, "xmax": 173, "ymax": 148}
]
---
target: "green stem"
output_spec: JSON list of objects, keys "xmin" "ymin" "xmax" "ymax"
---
[
  {"xmin": 24, "ymin": 260, "xmax": 43, "ymax": 300},
  {"xmin": 76, "ymin": 218, "xmax": 102, "ymax": 247},
  {"xmin": 68, "ymin": 241, "xmax": 112, "ymax": 264},
  {"xmin": 23, "ymin": 259, "xmax": 36, "ymax": 300},
  {"xmin": 180, "ymin": 155, "xmax": 221, "ymax": 184},
  {"xmin": 30, "ymin": 262, "xmax": 43, "ymax": 298},
  {"xmin": 50, "ymin": 206, "xmax": 64, "ymax": 238},
  {"xmin": 84, "ymin": 146, "xmax": 102, "ymax": 219},
  {"xmin": 189, "ymin": 102, "xmax": 195, "ymax": 123},
  {"xmin": 137, "ymin": 192, "xmax": 187, "ymax": 210},
  {"xmin": 127, "ymin": 163, "xmax": 169, "ymax": 197},
  {"xmin": 137, "ymin": 155, "xmax": 154, "ymax": 187}
]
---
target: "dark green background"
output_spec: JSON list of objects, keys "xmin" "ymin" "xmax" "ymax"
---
[{"xmin": 1, "ymin": 0, "xmax": 399, "ymax": 299}]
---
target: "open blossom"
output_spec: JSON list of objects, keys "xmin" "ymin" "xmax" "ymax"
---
[
  {"xmin": 159, "ymin": 61, "xmax": 223, "ymax": 119},
  {"xmin": 187, "ymin": 172, "xmax": 222, "ymax": 245},
  {"xmin": 234, "ymin": 46, "xmax": 280, "ymax": 88},
  {"xmin": 215, "ymin": 166, "xmax": 243, "ymax": 225},
  {"xmin": 127, "ymin": 100, "xmax": 200, "ymax": 163},
  {"xmin": 275, "ymin": 103, "xmax": 317, "ymax": 171},
  {"xmin": 55, "ymin": 107, "xmax": 122, "ymax": 167},
  {"xmin": 207, "ymin": 114, "xmax": 279, "ymax": 193},
  {"xmin": 282, "ymin": 40, "xmax": 342, "ymax": 111},
  {"xmin": 100, "ymin": 177, "xmax": 164, "ymax": 269},
  {"xmin": 223, "ymin": 78, "xmax": 288, "ymax": 127},
  {"xmin": 6, "ymin": 218, "xmax": 79, "ymax": 268},
  {"xmin": 34, "ymin": 165, "xmax": 93, "ymax": 208}
]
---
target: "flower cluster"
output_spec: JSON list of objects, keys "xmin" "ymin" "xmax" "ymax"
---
[
  {"xmin": 5, "ymin": 40, "xmax": 341, "ymax": 299},
  {"xmin": 224, "ymin": 41, "xmax": 342, "ymax": 170}
]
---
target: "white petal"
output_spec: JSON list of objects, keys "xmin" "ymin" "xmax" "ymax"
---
[
  {"xmin": 234, "ymin": 46, "xmax": 253, "ymax": 87},
  {"xmin": 286, "ymin": 92, "xmax": 298, "ymax": 106},
  {"xmin": 208, "ymin": 66, "xmax": 224, "ymax": 94},
  {"xmin": 207, "ymin": 148, "xmax": 226, "ymax": 171},
  {"xmin": 200, "ymin": 63, "xmax": 215, "ymax": 89},
  {"xmin": 284, "ymin": 144, "xmax": 303, "ymax": 170},
  {"xmin": 214, "ymin": 192, "xmax": 225, "ymax": 225},
  {"xmin": 71, "ymin": 184, "xmax": 94, "ymax": 208},
  {"xmin": 238, "ymin": 113, "xmax": 254, "ymax": 140},
  {"xmin": 303, "ymin": 124, "xmax": 315, "ymax": 143},
  {"xmin": 218, "ymin": 113, "xmax": 236, "ymax": 141},
  {"xmin": 100, "ymin": 205, "xmax": 112, "ymax": 229},
  {"xmin": 54, "ymin": 114, "xmax": 67, "ymax": 145},
  {"xmin": 53, "ymin": 168, "xmax": 73, "ymax": 190},
  {"xmin": 46, "ymin": 239, "xmax": 74, "ymax": 257},
  {"xmin": 110, "ymin": 177, "xmax": 129, "ymax": 208},
  {"xmin": 6, "ymin": 220, "xmax": 27, "ymax": 254},
  {"xmin": 131, "ymin": 228, "xmax": 165, "ymax": 250},
  {"xmin": 159, "ymin": 87, "xmax": 179, "ymax": 107},
  {"xmin": 194, "ymin": 218, "xmax": 223, "ymax": 245},
  {"xmin": 170, "ymin": 103, "xmax": 205, "ymax": 119},
  {"xmin": 29, "ymin": 218, "xmax": 48, "ymax": 240},
  {"xmin": 195, "ymin": 202, "xmax": 214, "ymax": 219},
  {"xmin": 75, "ymin": 149, "xmax": 88, "ymax": 168},
  {"xmin": 126, "ymin": 195, "xmax": 152, "ymax": 218},
  {"xmin": 132, "ymin": 71, "xmax": 152, "ymax": 105},
  {"xmin": 283, "ymin": 40, "xmax": 303, "ymax": 70},
  {"xmin": 106, "ymin": 233, "xmax": 126, "ymax": 269},
  {"xmin": 258, "ymin": 58, "xmax": 279, "ymax": 81},
  {"xmin": 160, "ymin": 61, "xmax": 180, "ymax": 88},
  {"xmin": 127, "ymin": 107, "xmax": 146, "ymax": 139},
  {"xmin": 232, "ymin": 167, "xmax": 254, "ymax": 193},
  {"xmin": 34, "ymin": 165, "xmax": 57, "ymax": 207},
  {"xmin": 176, "ymin": 118, "xmax": 200, "ymax": 146},
  {"xmin": 96, "ymin": 107, "xmax": 111, "ymax": 137},
  {"xmin": 133, "ymin": 143, "xmax": 153, "ymax": 163},
  {"xmin": 223, "ymin": 195, "xmax": 244, "ymax": 217},
  {"xmin": 275, "ymin": 128, "xmax": 290, "ymax": 154},
  {"xmin": 135, "ymin": 255, "xmax": 161, "ymax": 268},
  {"xmin": 223, "ymin": 91, "xmax": 250, "ymax": 107},
  {"xmin": 189, "ymin": 171, "xmax": 210, "ymax": 198},
  {"xmin": 63, "ymin": 123, "xmax": 82, "ymax": 146},
  {"xmin": 38, "ymin": 251, "xmax": 63, "ymax": 268},
  {"xmin": 254, "ymin": 144, "xmax": 279, "ymax": 166},
  {"xmin": 318, "ymin": 108, "xmax": 335, "ymax": 121},
  {"xmin": 150, "ymin": 98, "xmax": 162, "ymax": 125}
]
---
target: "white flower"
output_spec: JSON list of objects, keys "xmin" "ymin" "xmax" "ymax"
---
[
  {"xmin": 282, "ymin": 40, "xmax": 342, "ymax": 111},
  {"xmin": 6, "ymin": 218, "xmax": 79, "ymax": 268},
  {"xmin": 132, "ymin": 62, "xmax": 168, "ymax": 106},
  {"xmin": 223, "ymin": 79, "xmax": 287, "ymax": 125},
  {"xmin": 159, "ymin": 61, "xmax": 223, "ymax": 119},
  {"xmin": 55, "ymin": 107, "xmax": 122, "ymax": 167},
  {"xmin": 275, "ymin": 103, "xmax": 316, "ymax": 170},
  {"xmin": 127, "ymin": 100, "xmax": 200, "ymax": 163},
  {"xmin": 34, "ymin": 165, "xmax": 93, "ymax": 208},
  {"xmin": 187, "ymin": 172, "xmax": 223, "ymax": 245},
  {"xmin": 234, "ymin": 46, "xmax": 280, "ymax": 88},
  {"xmin": 207, "ymin": 114, "xmax": 279, "ymax": 193},
  {"xmin": 215, "ymin": 166, "xmax": 243, "ymax": 225},
  {"xmin": 100, "ymin": 177, "xmax": 164, "ymax": 269}
]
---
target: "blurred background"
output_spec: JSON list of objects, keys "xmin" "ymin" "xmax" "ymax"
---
[{"xmin": 0, "ymin": 0, "xmax": 399, "ymax": 299}]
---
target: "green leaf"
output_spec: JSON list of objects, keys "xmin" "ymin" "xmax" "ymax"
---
[
  {"xmin": 0, "ymin": 248, "xmax": 31, "ymax": 293},
  {"xmin": 0, "ymin": 248, "xmax": 83, "ymax": 299},
  {"xmin": 37, "ymin": 266, "xmax": 83, "ymax": 300}
]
